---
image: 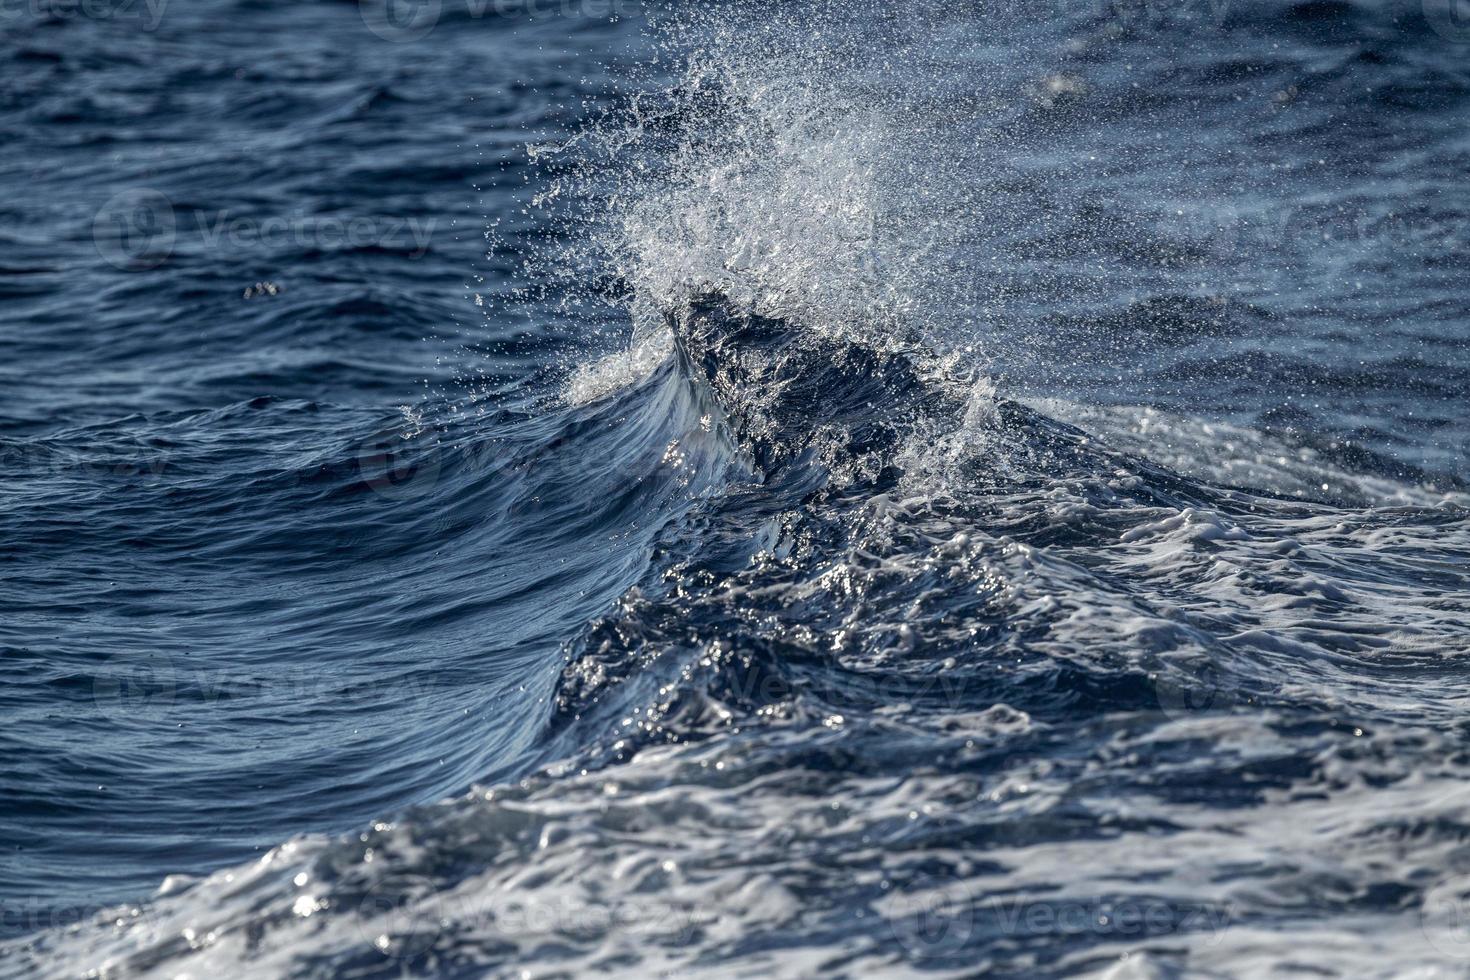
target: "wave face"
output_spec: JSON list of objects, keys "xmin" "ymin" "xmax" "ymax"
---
[{"xmin": 5, "ymin": 0, "xmax": 1470, "ymax": 977}]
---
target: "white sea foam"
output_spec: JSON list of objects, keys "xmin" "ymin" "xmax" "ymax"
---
[
  {"xmin": 533, "ymin": 0, "xmax": 1002, "ymax": 406},
  {"xmin": 564, "ymin": 329, "xmax": 672, "ymax": 407}
]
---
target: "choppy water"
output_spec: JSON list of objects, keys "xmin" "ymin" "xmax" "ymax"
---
[{"xmin": 2, "ymin": 0, "xmax": 1469, "ymax": 976}]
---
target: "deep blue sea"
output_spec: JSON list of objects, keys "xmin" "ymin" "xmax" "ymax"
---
[{"xmin": 2, "ymin": 0, "xmax": 1469, "ymax": 976}]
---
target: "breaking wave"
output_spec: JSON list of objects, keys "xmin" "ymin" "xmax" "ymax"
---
[{"xmin": 7, "ymin": 0, "xmax": 1470, "ymax": 977}]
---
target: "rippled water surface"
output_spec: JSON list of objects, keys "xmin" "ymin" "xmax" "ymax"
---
[{"xmin": 2, "ymin": 0, "xmax": 1469, "ymax": 976}]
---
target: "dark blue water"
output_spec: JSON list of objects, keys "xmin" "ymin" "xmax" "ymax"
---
[{"xmin": 2, "ymin": 0, "xmax": 1469, "ymax": 976}]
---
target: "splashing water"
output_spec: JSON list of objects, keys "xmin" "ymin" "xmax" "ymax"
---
[{"xmin": 529, "ymin": 0, "xmax": 1003, "ymax": 370}]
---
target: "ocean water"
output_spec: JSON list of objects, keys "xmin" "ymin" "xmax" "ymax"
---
[{"xmin": 2, "ymin": 0, "xmax": 1469, "ymax": 976}]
